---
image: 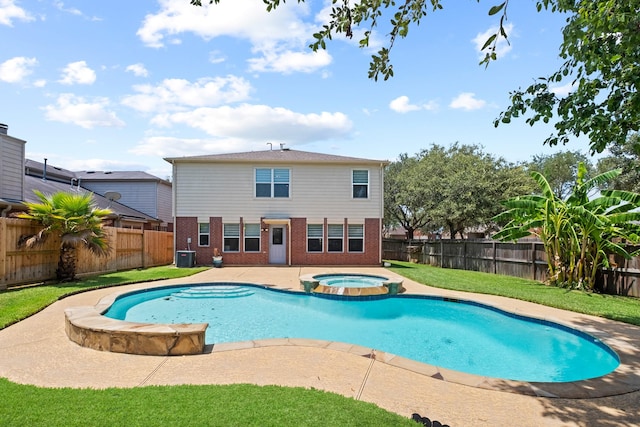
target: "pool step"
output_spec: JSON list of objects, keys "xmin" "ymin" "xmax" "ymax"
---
[{"xmin": 171, "ymin": 285, "xmax": 254, "ymax": 299}]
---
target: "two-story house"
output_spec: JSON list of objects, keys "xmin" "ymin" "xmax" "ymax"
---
[
  {"xmin": 165, "ymin": 149, "xmax": 388, "ymax": 266},
  {"xmin": 0, "ymin": 124, "xmax": 26, "ymax": 216},
  {"xmin": 75, "ymin": 170, "xmax": 173, "ymax": 231}
]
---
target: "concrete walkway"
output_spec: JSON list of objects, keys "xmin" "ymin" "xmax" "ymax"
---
[{"xmin": 1, "ymin": 266, "xmax": 639, "ymax": 426}]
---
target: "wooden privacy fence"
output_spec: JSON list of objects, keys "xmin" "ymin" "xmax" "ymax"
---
[
  {"xmin": 0, "ymin": 218, "xmax": 174, "ymax": 289},
  {"xmin": 383, "ymin": 239, "xmax": 640, "ymax": 298}
]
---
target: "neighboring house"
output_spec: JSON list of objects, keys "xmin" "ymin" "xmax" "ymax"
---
[
  {"xmin": 22, "ymin": 174, "xmax": 163, "ymax": 229},
  {"xmin": 0, "ymin": 124, "xmax": 26, "ymax": 216},
  {"xmin": 384, "ymin": 226, "xmax": 438, "ymax": 241},
  {"xmin": 75, "ymin": 170, "xmax": 173, "ymax": 231},
  {"xmin": 25, "ymin": 159, "xmax": 170, "ymax": 230},
  {"xmin": 165, "ymin": 149, "xmax": 388, "ymax": 266},
  {"xmin": 0, "ymin": 124, "xmax": 165, "ymax": 229}
]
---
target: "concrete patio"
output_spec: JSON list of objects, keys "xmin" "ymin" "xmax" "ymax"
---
[{"xmin": 1, "ymin": 266, "xmax": 639, "ymax": 426}]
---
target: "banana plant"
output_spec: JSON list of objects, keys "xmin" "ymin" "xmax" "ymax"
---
[{"xmin": 494, "ymin": 163, "xmax": 640, "ymax": 290}]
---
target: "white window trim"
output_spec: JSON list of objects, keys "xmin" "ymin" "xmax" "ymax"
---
[
  {"xmin": 255, "ymin": 168, "xmax": 291, "ymax": 198},
  {"xmin": 307, "ymin": 223, "xmax": 324, "ymax": 253},
  {"xmin": 198, "ymin": 222, "xmax": 210, "ymax": 247},
  {"xmin": 347, "ymin": 223, "xmax": 365, "ymax": 253},
  {"xmin": 352, "ymin": 169, "xmax": 369, "ymax": 199},
  {"xmin": 223, "ymin": 223, "xmax": 240, "ymax": 253},
  {"xmin": 327, "ymin": 224, "xmax": 344, "ymax": 253},
  {"xmin": 244, "ymin": 223, "xmax": 261, "ymax": 253}
]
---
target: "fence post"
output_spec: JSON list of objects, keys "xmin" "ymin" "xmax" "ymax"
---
[
  {"xmin": 142, "ymin": 230, "xmax": 147, "ymax": 269},
  {"xmin": 0, "ymin": 219, "xmax": 6, "ymax": 290},
  {"xmin": 492, "ymin": 240, "xmax": 497, "ymax": 275},
  {"xmin": 531, "ymin": 242, "xmax": 536, "ymax": 281},
  {"xmin": 440, "ymin": 239, "xmax": 444, "ymax": 267},
  {"xmin": 463, "ymin": 240, "xmax": 467, "ymax": 270}
]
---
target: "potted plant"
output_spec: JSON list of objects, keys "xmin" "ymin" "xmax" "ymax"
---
[{"xmin": 212, "ymin": 248, "xmax": 223, "ymax": 268}]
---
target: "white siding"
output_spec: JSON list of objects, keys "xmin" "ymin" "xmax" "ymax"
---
[
  {"xmin": 0, "ymin": 135, "xmax": 25, "ymax": 201},
  {"xmin": 156, "ymin": 182, "xmax": 173, "ymax": 224},
  {"xmin": 81, "ymin": 181, "xmax": 158, "ymax": 217},
  {"xmin": 174, "ymin": 162, "xmax": 384, "ymax": 219}
]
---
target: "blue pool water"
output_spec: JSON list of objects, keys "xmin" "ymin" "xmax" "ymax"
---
[
  {"xmin": 104, "ymin": 283, "xmax": 619, "ymax": 382},
  {"xmin": 314, "ymin": 273, "xmax": 388, "ymax": 288}
]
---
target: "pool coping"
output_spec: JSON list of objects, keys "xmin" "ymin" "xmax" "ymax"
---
[{"xmin": 62, "ymin": 280, "xmax": 640, "ymax": 399}]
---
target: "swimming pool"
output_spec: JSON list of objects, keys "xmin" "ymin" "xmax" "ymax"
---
[{"xmin": 103, "ymin": 283, "xmax": 619, "ymax": 383}]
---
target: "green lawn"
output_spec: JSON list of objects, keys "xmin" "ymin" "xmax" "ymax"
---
[
  {"xmin": 0, "ymin": 379, "xmax": 416, "ymax": 427},
  {"xmin": 0, "ymin": 265, "xmax": 210, "ymax": 329},
  {"xmin": 387, "ymin": 260, "xmax": 640, "ymax": 326}
]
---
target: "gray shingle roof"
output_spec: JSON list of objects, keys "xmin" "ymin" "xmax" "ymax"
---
[
  {"xmin": 164, "ymin": 149, "xmax": 389, "ymax": 165},
  {"xmin": 23, "ymin": 175, "xmax": 160, "ymax": 222},
  {"xmin": 75, "ymin": 170, "xmax": 169, "ymax": 182}
]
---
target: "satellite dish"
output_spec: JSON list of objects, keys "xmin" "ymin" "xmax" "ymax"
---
[{"xmin": 104, "ymin": 191, "xmax": 121, "ymax": 203}]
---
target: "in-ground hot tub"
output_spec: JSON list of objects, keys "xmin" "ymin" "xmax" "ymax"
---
[{"xmin": 299, "ymin": 273, "xmax": 403, "ymax": 296}]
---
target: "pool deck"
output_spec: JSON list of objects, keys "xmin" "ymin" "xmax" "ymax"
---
[{"xmin": 1, "ymin": 266, "xmax": 639, "ymax": 426}]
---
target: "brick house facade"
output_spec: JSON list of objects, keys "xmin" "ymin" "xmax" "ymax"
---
[{"xmin": 167, "ymin": 149, "xmax": 388, "ymax": 266}]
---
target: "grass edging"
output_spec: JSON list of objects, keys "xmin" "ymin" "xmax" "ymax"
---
[{"xmin": 386, "ymin": 260, "xmax": 640, "ymax": 326}]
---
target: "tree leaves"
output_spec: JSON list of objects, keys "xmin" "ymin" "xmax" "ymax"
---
[{"xmin": 494, "ymin": 162, "xmax": 640, "ymax": 290}]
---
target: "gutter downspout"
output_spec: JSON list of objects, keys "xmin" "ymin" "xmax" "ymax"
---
[
  {"xmin": 1, "ymin": 205, "xmax": 12, "ymax": 217},
  {"xmin": 169, "ymin": 159, "xmax": 177, "ymax": 265},
  {"xmin": 379, "ymin": 162, "xmax": 385, "ymax": 265}
]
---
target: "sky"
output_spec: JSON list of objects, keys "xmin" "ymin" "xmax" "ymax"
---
[{"xmin": 0, "ymin": 0, "xmax": 600, "ymax": 180}]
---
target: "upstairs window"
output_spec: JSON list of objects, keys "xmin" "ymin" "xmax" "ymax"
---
[
  {"xmin": 327, "ymin": 224, "xmax": 343, "ymax": 252},
  {"xmin": 348, "ymin": 224, "xmax": 364, "ymax": 252},
  {"xmin": 307, "ymin": 224, "xmax": 323, "ymax": 252},
  {"xmin": 352, "ymin": 170, "xmax": 369, "ymax": 199},
  {"xmin": 273, "ymin": 168, "xmax": 290, "ymax": 197},
  {"xmin": 256, "ymin": 168, "xmax": 290, "ymax": 198},
  {"xmin": 244, "ymin": 223, "xmax": 261, "ymax": 252},
  {"xmin": 223, "ymin": 224, "xmax": 240, "ymax": 252},
  {"xmin": 198, "ymin": 222, "xmax": 210, "ymax": 247}
]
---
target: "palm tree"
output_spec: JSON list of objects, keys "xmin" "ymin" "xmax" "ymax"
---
[{"xmin": 17, "ymin": 190, "xmax": 111, "ymax": 282}]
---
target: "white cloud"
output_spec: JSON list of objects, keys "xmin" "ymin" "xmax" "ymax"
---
[
  {"xmin": 53, "ymin": 1, "xmax": 100, "ymax": 21},
  {"xmin": 208, "ymin": 50, "xmax": 226, "ymax": 64},
  {"xmin": 130, "ymin": 135, "xmax": 253, "ymax": 158},
  {"xmin": 550, "ymin": 82, "xmax": 574, "ymax": 97},
  {"xmin": 389, "ymin": 96, "xmax": 438, "ymax": 113},
  {"xmin": 137, "ymin": 0, "xmax": 329, "ymax": 75},
  {"xmin": 473, "ymin": 23, "xmax": 514, "ymax": 60},
  {"xmin": 0, "ymin": 56, "xmax": 37, "ymax": 83},
  {"xmin": 43, "ymin": 93, "xmax": 125, "ymax": 129},
  {"xmin": 0, "ymin": 0, "xmax": 34, "ymax": 26},
  {"xmin": 138, "ymin": 0, "xmax": 310, "ymax": 48},
  {"xmin": 449, "ymin": 92, "xmax": 486, "ymax": 111},
  {"xmin": 66, "ymin": 158, "xmax": 149, "ymax": 172},
  {"xmin": 59, "ymin": 61, "xmax": 96, "ymax": 85},
  {"xmin": 53, "ymin": 1, "xmax": 81, "ymax": 16},
  {"xmin": 150, "ymin": 104, "xmax": 353, "ymax": 144},
  {"xmin": 125, "ymin": 63, "xmax": 149, "ymax": 77},
  {"xmin": 121, "ymin": 75, "xmax": 252, "ymax": 113},
  {"xmin": 248, "ymin": 49, "xmax": 331, "ymax": 74}
]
